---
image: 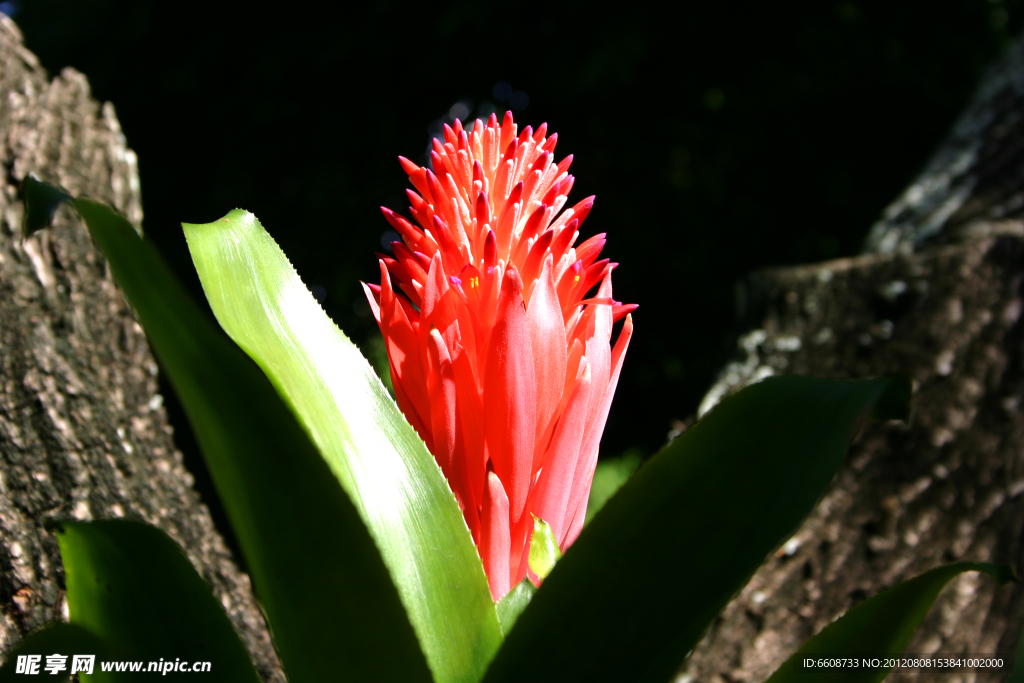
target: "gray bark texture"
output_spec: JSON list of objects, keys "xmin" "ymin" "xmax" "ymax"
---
[
  {"xmin": 676, "ymin": 32, "xmax": 1024, "ymax": 683},
  {"xmin": 0, "ymin": 16, "xmax": 284, "ymax": 683}
]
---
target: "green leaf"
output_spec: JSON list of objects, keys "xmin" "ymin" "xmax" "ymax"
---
[
  {"xmin": 1012, "ymin": 617, "xmax": 1024, "ymax": 683},
  {"xmin": 483, "ymin": 374, "xmax": 911, "ymax": 683},
  {"xmin": 55, "ymin": 520, "xmax": 261, "ymax": 682},
  {"xmin": 182, "ymin": 210, "xmax": 501, "ymax": 683},
  {"xmin": 765, "ymin": 562, "xmax": 1016, "ymax": 683},
  {"xmin": 1012, "ymin": 615, "xmax": 1024, "ymax": 683},
  {"xmin": 585, "ymin": 450, "xmax": 642, "ymax": 526},
  {"xmin": 0, "ymin": 623, "xmax": 108, "ymax": 683},
  {"xmin": 528, "ymin": 515, "xmax": 562, "ymax": 580},
  {"xmin": 67, "ymin": 196, "xmax": 431, "ymax": 683},
  {"xmin": 495, "ymin": 580, "xmax": 537, "ymax": 637},
  {"xmin": 22, "ymin": 173, "xmax": 72, "ymax": 237}
]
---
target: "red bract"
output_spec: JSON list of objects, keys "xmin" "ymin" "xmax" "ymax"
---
[{"xmin": 363, "ymin": 112, "xmax": 635, "ymax": 601}]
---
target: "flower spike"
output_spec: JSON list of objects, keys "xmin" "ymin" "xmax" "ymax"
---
[{"xmin": 365, "ymin": 113, "xmax": 634, "ymax": 600}]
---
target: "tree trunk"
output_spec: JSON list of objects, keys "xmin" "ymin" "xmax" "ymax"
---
[
  {"xmin": 678, "ymin": 32, "xmax": 1024, "ymax": 683},
  {"xmin": 0, "ymin": 16, "xmax": 283, "ymax": 683}
]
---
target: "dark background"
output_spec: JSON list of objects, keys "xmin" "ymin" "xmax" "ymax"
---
[{"xmin": 9, "ymin": 0, "xmax": 1023, "ymax": 467}]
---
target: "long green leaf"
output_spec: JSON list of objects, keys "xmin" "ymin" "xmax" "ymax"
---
[
  {"xmin": 483, "ymin": 374, "xmax": 910, "ymax": 683},
  {"xmin": 0, "ymin": 624, "xmax": 108, "ymax": 683},
  {"xmin": 68, "ymin": 197, "xmax": 431, "ymax": 683},
  {"xmin": 765, "ymin": 562, "xmax": 1015, "ymax": 683},
  {"xmin": 56, "ymin": 520, "xmax": 261, "ymax": 682},
  {"xmin": 1012, "ymin": 615, "xmax": 1024, "ymax": 683},
  {"xmin": 182, "ymin": 210, "xmax": 501, "ymax": 683}
]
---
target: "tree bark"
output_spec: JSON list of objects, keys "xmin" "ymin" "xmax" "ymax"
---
[
  {"xmin": 0, "ymin": 16, "xmax": 283, "ymax": 682},
  {"xmin": 678, "ymin": 32, "xmax": 1024, "ymax": 683}
]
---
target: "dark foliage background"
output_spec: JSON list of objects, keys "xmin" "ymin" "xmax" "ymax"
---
[{"xmin": 10, "ymin": 0, "xmax": 1024, "ymax": 484}]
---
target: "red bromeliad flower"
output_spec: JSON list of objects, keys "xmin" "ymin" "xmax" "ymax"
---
[{"xmin": 363, "ymin": 112, "xmax": 635, "ymax": 601}]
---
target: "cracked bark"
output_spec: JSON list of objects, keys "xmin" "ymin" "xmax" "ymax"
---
[
  {"xmin": 0, "ymin": 16, "xmax": 283, "ymax": 683},
  {"xmin": 678, "ymin": 32, "xmax": 1024, "ymax": 683}
]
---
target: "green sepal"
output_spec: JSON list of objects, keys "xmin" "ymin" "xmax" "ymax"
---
[{"xmin": 528, "ymin": 515, "xmax": 562, "ymax": 581}]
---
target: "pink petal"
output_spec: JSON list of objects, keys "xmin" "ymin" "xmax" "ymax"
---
[
  {"xmin": 482, "ymin": 267, "xmax": 536, "ymax": 527},
  {"xmin": 389, "ymin": 355, "xmax": 431, "ymax": 452},
  {"xmin": 425, "ymin": 328, "xmax": 460, "ymax": 504},
  {"xmin": 530, "ymin": 357, "xmax": 592, "ymax": 544},
  {"xmin": 420, "ymin": 253, "xmax": 459, "ymax": 351},
  {"xmin": 535, "ymin": 337, "xmax": 585, "ymax": 461},
  {"xmin": 584, "ymin": 273, "xmax": 615, "ymax": 429},
  {"xmin": 451, "ymin": 343, "xmax": 484, "ymax": 538},
  {"xmin": 360, "ymin": 281, "xmax": 381, "ymax": 322},
  {"xmin": 561, "ymin": 452, "xmax": 598, "ymax": 549},
  {"xmin": 561, "ymin": 313, "xmax": 634, "ymax": 546},
  {"xmin": 528, "ymin": 255, "xmax": 568, "ymax": 463},
  {"xmin": 377, "ymin": 262, "xmax": 431, "ymax": 446},
  {"xmin": 480, "ymin": 471, "xmax": 511, "ymax": 601}
]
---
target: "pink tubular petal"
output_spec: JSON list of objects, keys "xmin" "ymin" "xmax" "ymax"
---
[
  {"xmin": 584, "ymin": 273, "xmax": 614, "ymax": 427},
  {"xmin": 425, "ymin": 328, "xmax": 460, "ymax": 500},
  {"xmin": 554, "ymin": 154, "xmax": 573, "ymax": 178},
  {"xmin": 612, "ymin": 303, "xmax": 638, "ymax": 322},
  {"xmin": 398, "ymin": 156, "xmax": 430, "ymax": 199},
  {"xmin": 521, "ymin": 229, "xmax": 553, "ymax": 288},
  {"xmin": 560, "ymin": 452, "xmax": 597, "ymax": 549},
  {"xmin": 571, "ymin": 195, "xmax": 595, "ymax": 227},
  {"xmin": 556, "ymin": 261, "xmax": 584, "ymax": 319},
  {"xmin": 476, "ymin": 191, "xmax": 491, "ymax": 226},
  {"xmin": 482, "ymin": 267, "xmax": 536, "ymax": 527},
  {"xmin": 420, "ymin": 253, "xmax": 459, "ymax": 350},
  {"xmin": 360, "ymin": 281, "xmax": 381, "ymax": 322},
  {"xmin": 499, "ymin": 111, "xmax": 516, "ymax": 153},
  {"xmin": 527, "ymin": 255, "xmax": 568, "ymax": 465},
  {"xmin": 451, "ymin": 346, "xmax": 484, "ymax": 536},
  {"xmin": 483, "ymin": 228, "xmax": 497, "ymax": 270},
  {"xmin": 378, "ymin": 262, "xmax": 431, "ymax": 442},
  {"xmin": 530, "ymin": 357, "xmax": 592, "ymax": 544},
  {"xmin": 582, "ymin": 259, "xmax": 612, "ymax": 299},
  {"xmin": 561, "ymin": 313, "xmax": 633, "ymax": 544},
  {"xmin": 431, "ymin": 215, "xmax": 462, "ymax": 272},
  {"xmin": 389, "ymin": 357, "xmax": 432, "ymax": 452},
  {"xmin": 509, "ymin": 509, "xmax": 533, "ymax": 587},
  {"xmin": 425, "ymin": 168, "xmax": 446, "ymax": 207},
  {"xmin": 520, "ymin": 203, "xmax": 551, "ymax": 246},
  {"xmin": 480, "ymin": 471, "xmax": 511, "ymax": 601},
  {"xmin": 541, "ymin": 179, "xmax": 563, "ymax": 207},
  {"xmin": 575, "ymin": 233, "xmax": 607, "ymax": 268},
  {"xmin": 550, "ymin": 220, "xmax": 578, "ymax": 264}
]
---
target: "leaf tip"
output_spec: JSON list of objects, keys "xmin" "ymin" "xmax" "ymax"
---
[
  {"xmin": 871, "ymin": 372, "xmax": 912, "ymax": 422},
  {"xmin": 22, "ymin": 173, "xmax": 72, "ymax": 238}
]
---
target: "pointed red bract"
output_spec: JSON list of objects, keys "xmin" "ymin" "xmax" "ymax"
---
[{"xmin": 366, "ymin": 113, "xmax": 634, "ymax": 600}]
